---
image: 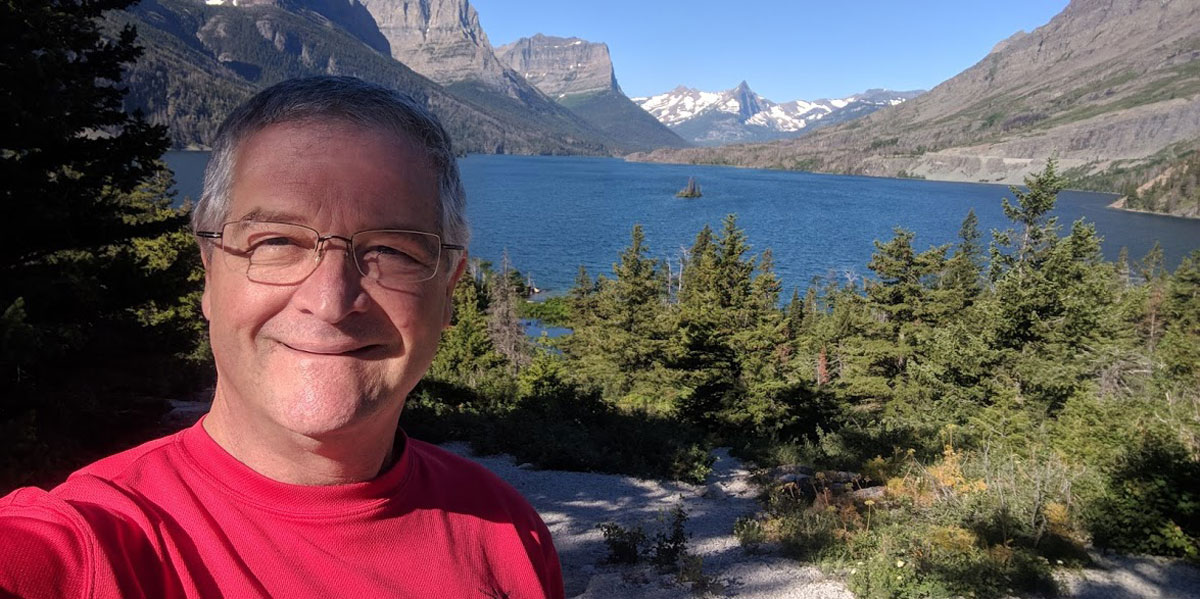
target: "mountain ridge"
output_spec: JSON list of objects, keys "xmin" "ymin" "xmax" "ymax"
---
[
  {"xmin": 117, "ymin": 0, "xmax": 626, "ymax": 155},
  {"xmin": 628, "ymin": 0, "xmax": 1200, "ymax": 216},
  {"xmin": 633, "ymin": 82, "xmax": 922, "ymax": 145}
]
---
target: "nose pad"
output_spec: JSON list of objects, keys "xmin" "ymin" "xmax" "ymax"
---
[{"xmin": 314, "ymin": 235, "xmax": 358, "ymax": 271}]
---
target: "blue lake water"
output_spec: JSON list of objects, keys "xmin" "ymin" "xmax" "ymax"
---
[{"xmin": 165, "ymin": 152, "xmax": 1200, "ymax": 295}]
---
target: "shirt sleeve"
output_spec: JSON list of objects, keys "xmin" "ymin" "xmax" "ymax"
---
[
  {"xmin": 0, "ymin": 487, "xmax": 94, "ymax": 599},
  {"xmin": 535, "ymin": 518, "xmax": 565, "ymax": 599}
]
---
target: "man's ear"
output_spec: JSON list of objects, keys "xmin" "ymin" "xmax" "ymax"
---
[
  {"xmin": 198, "ymin": 239, "xmax": 213, "ymax": 322},
  {"xmin": 442, "ymin": 253, "xmax": 467, "ymax": 329}
]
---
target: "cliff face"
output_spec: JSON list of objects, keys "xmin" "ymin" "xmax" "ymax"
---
[
  {"xmin": 493, "ymin": 33, "xmax": 690, "ymax": 152},
  {"xmin": 118, "ymin": 0, "xmax": 613, "ymax": 154},
  {"xmin": 631, "ymin": 0, "xmax": 1200, "ymax": 215},
  {"xmin": 356, "ymin": 0, "xmax": 533, "ymax": 100},
  {"xmin": 495, "ymin": 34, "xmax": 618, "ymax": 98}
]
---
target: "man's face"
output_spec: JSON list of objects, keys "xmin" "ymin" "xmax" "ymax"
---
[{"xmin": 201, "ymin": 120, "xmax": 463, "ymax": 440}]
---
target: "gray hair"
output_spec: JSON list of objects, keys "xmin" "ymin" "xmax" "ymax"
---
[{"xmin": 192, "ymin": 76, "xmax": 469, "ymax": 247}]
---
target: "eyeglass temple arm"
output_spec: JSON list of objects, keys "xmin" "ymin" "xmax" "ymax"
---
[{"xmin": 441, "ymin": 243, "xmax": 466, "ymax": 250}]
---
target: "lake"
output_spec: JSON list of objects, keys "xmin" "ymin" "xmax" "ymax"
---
[{"xmin": 164, "ymin": 152, "xmax": 1200, "ymax": 295}]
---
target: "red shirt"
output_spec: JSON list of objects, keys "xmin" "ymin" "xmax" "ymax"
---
[{"xmin": 0, "ymin": 420, "xmax": 563, "ymax": 599}]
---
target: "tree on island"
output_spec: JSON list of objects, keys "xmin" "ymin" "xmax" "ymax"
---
[{"xmin": 676, "ymin": 176, "xmax": 702, "ymax": 198}]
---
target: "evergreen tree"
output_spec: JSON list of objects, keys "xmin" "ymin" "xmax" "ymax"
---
[
  {"xmin": 486, "ymin": 252, "xmax": 530, "ymax": 371},
  {"xmin": 678, "ymin": 224, "xmax": 717, "ymax": 308},
  {"xmin": 1158, "ymin": 251, "xmax": 1200, "ymax": 386},
  {"xmin": 990, "ymin": 158, "xmax": 1067, "ymax": 279},
  {"xmin": 1, "ymin": 0, "xmax": 175, "ymax": 279},
  {"xmin": 945, "ymin": 209, "xmax": 984, "ymax": 304},
  {"xmin": 561, "ymin": 225, "xmax": 670, "ymax": 405},
  {"xmin": 430, "ymin": 279, "xmax": 506, "ymax": 387},
  {"xmin": 1, "ymin": 0, "xmax": 200, "ymax": 488}
]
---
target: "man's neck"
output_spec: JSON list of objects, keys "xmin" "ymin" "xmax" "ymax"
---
[{"xmin": 202, "ymin": 392, "xmax": 400, "ymax": 486}]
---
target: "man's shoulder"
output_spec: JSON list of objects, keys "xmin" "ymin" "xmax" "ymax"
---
[
  {"xmin": 406, "ymin": 438, "xmax": 512, "ymax": 488},
  {"xmin": 67, "ymin": 428, "xmax": 185, "ymax": 486},
  {"xmin": 404, "ymin": 438, "xmax": 540, "ymax": 516}
]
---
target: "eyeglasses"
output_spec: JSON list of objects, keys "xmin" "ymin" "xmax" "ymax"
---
[{"xmin": 196, "ymin": 221, "xmax": 464, "ymax": 289}]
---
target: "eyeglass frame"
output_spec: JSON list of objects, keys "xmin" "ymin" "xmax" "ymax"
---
[{"xmin": 195, "ymin": 220, "xmax": 466, "ymax": 287}]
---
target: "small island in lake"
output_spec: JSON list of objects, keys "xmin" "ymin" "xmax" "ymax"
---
[{"xmin": 676, "ymin": 177, "xmax": 702, "ymax": 198}]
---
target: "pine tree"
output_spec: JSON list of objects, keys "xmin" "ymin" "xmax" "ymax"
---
[
  {"xmin": 1157, "ymin": 251, "xmax": 1200, "ymax": 386},
  {"xmin": 561, "ymin": 225, "xmax": 670, "ymax": 405},
  {"xmin": 1, "ymin": 0, "xmax": 175, "ymax": 278},
  {"xmin": 1, "ymin": 0, "xmax": 199, "ymax": 489},
  {"xmin": 430, "ymin": 279, "xmax": 506, "ymax": 387},
  {"xmin": 486, "ymin": 252, "xmax": 531, "ymax": 371},
  {"xmin": 945, "ymin": 209, "xmax": 984, "ymax": 304}
]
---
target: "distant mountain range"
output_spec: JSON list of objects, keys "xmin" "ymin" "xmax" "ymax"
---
[
  {"xmin": 115, "ymin": 0, "xmax": 691, "ymax": 155},
  {"xmin": 116, "ymin": 0, "xmax": 1195, "ymax": 216},
  {"xmin": 630, "ymin": 0, "xmax": 1200, "ymax": 217},
  {"xmin": 633, "ymin": 83, "xmax": 922, "ymax": 145}
]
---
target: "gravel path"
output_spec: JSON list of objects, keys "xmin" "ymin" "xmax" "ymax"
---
[
  {"xmin": 443, "ymin": 443, "xmax": 1200, "ymax": 599},
  {"xmin": 440, "ymin": 443, "xmax": 852, "ymax": 598}
]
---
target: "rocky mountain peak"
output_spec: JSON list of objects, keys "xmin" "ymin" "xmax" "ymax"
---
[
  {"xmin": 729, "ymin": 81, "xmax": 765, "ymax": 119},
  {"xmin": 495, "ymin": 34, "xmax": 619, "ymax": 98},
  {"xmin": 356, "ymin": 0, "xmax": 532, "ymax": 98}
]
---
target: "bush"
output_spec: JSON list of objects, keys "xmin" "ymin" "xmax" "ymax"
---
[
  {"xmin": 1086, "ymin": 440, "xmax": 1200, "ymax": 559},
  {"xmin": 405, "ymin": 356, "xmax": 714, "ymax": 483},
  {"xmin": 598, "ymin": 521, "xmax": 647, "ymax": 565},
  {"xmin": 597, "ymin": 505, "xmax": 722, "ymax": 595}
]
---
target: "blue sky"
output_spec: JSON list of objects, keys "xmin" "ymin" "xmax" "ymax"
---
[{"xmin": 471, "ymin": 0, "xmax": 1069, "ymax": 102}]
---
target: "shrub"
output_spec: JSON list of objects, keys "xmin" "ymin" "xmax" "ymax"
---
[
  {"xmin": 598, "ymin": 521, "xmax": 647, "ymax": 565},
  {"xmin": 1086, "ymin": 440, "xmax": 1200, "ymax": 559}
]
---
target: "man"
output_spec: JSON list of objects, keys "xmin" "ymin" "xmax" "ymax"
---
[{"xmin": 0, "ymin": 76, "xmax": 564, "ymax": 599}]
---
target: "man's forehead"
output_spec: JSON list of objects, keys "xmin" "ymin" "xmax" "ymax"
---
[{"xmin": 227, "ymin": 121, "xmax": 440, "ymax": 230}]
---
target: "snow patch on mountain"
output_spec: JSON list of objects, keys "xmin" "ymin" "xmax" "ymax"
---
[{"xmin": 634, "ymin": 84, "xmax": 923, "ymax": 145}]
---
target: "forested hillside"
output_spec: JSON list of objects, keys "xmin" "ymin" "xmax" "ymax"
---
[{"xmin": 406, "ymin": 161, "xmax": 1200, "ymax": 597}]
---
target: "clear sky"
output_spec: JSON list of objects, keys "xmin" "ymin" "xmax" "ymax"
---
[{"xmin": 471, "ymin": 0, "xmax": 1070, "ymax": 102}]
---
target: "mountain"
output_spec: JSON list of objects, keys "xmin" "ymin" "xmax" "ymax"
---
[
  {"xmin": 633, "ymin": 83, "xmax": 922, "ymax": 145},
  {"xmin": 116, "ymin": 0, "xmax": 612, "ymax": 154},
  {"xmin": 630, "ymin": 0, "xmax": 1200, "ymax": 217},
  {"xmin": 354, "ymin": 0, "xmax": 620, "ymax": 151},
  {"xmin": 495, "ymin": 34, "xmax": 689, "ymax": 152}
]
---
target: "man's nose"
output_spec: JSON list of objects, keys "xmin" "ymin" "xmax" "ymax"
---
[{"xmin": 290, "ymin": 236, "xmax": 370, "ymax": 322}]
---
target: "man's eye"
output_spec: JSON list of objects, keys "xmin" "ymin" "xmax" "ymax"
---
[
  {"xmin": 254, "ymin": 236, "xmax": 301, "ymax": 248},
  {"xmin": 368, "ymin": 246, "xmax": 418, "ymax": 260}
]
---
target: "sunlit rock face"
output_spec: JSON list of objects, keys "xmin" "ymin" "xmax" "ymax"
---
[
  {"xmin": 357, "ymin": 0, "xmax": 534, "ymax": 99},
  {"xmin": 495, "ymin": 34, "xmax": 619, "ymax": 99}
]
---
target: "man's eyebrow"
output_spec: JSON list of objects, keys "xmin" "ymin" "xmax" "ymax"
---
[{"xmin": 239, "ymin": 208, "xmax": 307, "ymax": 223}]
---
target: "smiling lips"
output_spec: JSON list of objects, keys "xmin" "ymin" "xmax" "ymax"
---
[{"xmin": 280, "ymin": 340, "xmax": 384, "ymax": 356}]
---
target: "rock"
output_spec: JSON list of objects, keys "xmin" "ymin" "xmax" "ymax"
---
[
  {"xmin": 852, "ymin": 486, "xmax": 887, "ymax": 502},
  {"xmin": 701, "ymin": 483, "xmax": 725, "ymax": 499},
  {"xmin": 774, "ymin": 472, "xmax": 811, "ymax": 486},
  {"xmin": 776, "ymin": 464, "xmax": 816, "ymax": 476},
  {"xmin": 495, "ymin": 34, "xmax": 618, "ymax": 98},
  {"xmin": 358, "ymin": 0, "xmax": 535, "ymax": 100}
]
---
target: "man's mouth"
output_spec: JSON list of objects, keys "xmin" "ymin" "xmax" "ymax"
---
[{"xmin": 280, "ymin": 341, "xmax": 384, "ymax": 357}]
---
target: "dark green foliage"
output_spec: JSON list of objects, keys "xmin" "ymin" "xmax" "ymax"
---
[
  {"xmin": 598, "ymin": 505, "xmax": 699, "ymax": 575},
  {"xmin": 598, "ymin": 521, "xmax": 647, "ymax": 564},
  {"xmin": 1087, "ymin": 440, "xmax": 1200, "ymax": 559},
  {"xmin": 517, "ymin": 296, "xmax": 570, "ymax": 327},
  {"xmin": 1, "ymin": 1, "xmax": 207, "ymax": 492}
]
